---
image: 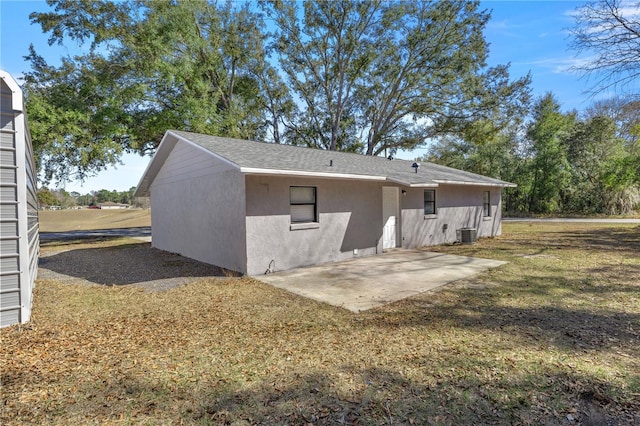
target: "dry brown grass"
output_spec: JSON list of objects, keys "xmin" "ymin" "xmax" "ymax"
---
[
  {"xmin": 39, "ymin": 209, "xmax": 151, "ymax": 232},
  {"xmin": 1, "ymin": 223, "xmax": 639, "ymax": 425}
]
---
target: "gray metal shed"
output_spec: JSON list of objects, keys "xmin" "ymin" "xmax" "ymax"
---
[{"xmin": 0, "ymin": 70, "xmax": 39, "ymax": 328}]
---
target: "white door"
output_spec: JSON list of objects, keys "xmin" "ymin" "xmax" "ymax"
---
[{"xmin": 382, "ymin": 187, "xmax": 399, "ymax": 250}]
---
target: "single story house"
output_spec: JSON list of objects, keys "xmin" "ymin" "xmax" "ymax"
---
[
  {"xmin": 134, "ymin": 130, "xmax": 515, "ymax": 275},
  {"xmin": 1, "ymin": 70, "xmax": 39, "ymax": 328}
]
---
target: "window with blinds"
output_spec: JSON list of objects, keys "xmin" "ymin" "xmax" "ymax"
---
[
  {"xmin": 424, "ymin": 189, "xmax": 436, "ymax": 215},
  {"xmin": 483, "ymin": 191, "xmax": 491, "ymax": 217},
  {"xmin": 290, "ymin": 186, "xmax": 317, "ymax": 223}
]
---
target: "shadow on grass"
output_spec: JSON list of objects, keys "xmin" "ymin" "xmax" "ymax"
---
[
  {"xmin": 39, "ymin": 242, "xmax": 238, "ymax": 289},
  {"xmin": 52, "ymin": 364, "xmax": 637, "ymax": 425},
  {"xmin": 39, "ymin": 226, "xmax": 152, "ymax": 242},
  {"xmin": 507, "ymin": 225, "xmax": 640, "ymax": 254},
  {"xmin": 409, "ymin": 225, "xmax": 640, "ymax": 352},
  {"xmin": 363, "ymin": 273, "xmax": 640, "ymax": 353}
]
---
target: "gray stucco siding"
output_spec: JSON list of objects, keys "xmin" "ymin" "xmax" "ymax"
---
[
  {"xmin": 244, "ymin": 176, "xmax": 504, "ymax": 275},
  {"xmin": 401, "ymin": 185, "xmax": 502, "ymax": 247},
  {"xmin": 150, "ymin": 141, "xmax": 248, "ymax": 273},
  {"xmin": 245, "ymin": 175, "xmax": 384, "ymax": 275}
]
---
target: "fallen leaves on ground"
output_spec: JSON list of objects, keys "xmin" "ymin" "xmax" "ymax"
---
[{"xmin": 1, "ymin": 223, "xmax": 639, "ymax": 425}]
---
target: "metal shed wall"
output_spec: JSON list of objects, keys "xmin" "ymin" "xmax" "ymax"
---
[{"xmin": 0, "ymin": 70, "xmax": 39, "ymax": 328}]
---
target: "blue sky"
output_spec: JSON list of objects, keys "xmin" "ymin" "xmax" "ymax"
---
[{"xmin": 0, "ymin": 0, "xmax": 603, "ymax": 193}]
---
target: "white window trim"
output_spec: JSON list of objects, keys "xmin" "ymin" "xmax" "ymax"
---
[
  {"xmin": 483, "ymin": 191, "xmax": 491, "ymax": 218},
  {"xmin": 290, "ymin": 186, "xmax": 318, "ymax": 227},
  {"xmin": 424, "ymin": 189, "xmax": 436, "ymax": 217},
  {"xmin": 290, "ymin": 222, "xmax": 320, "ymax": 231}
]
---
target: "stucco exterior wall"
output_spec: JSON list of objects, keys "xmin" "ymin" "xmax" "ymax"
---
[
  {"xmin": 245, "ymin": 175, "xmax": 384, "ymax": 275},
  {"xmin": 401, "ymin": 185, "xmax": 503, "ymax": 247},
  {"xmin": 244, "ymin": 176, "xmax": 504, "ymax": 275},
  {"xmin": 150, "ymin": 141, "xmax": 247, "ymax": 273}
]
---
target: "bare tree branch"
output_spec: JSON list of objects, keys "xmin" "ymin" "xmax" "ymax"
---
[{"xmin": 569, "ymin": 0, "xmax": 640, "ymax": 97}]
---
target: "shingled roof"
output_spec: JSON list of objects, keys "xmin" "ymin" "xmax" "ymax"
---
[{"xmin": 135, "ymin": 130, "xmax": 515, "ymax": 197}]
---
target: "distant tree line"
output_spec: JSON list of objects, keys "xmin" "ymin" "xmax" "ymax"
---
[
  {"xmin": 37, "ymin": 186, "xmax": 149, "ymax": 209},
  {"xmin": 426, "ymin": 95, "xmax": 640, "ymax": 215}
]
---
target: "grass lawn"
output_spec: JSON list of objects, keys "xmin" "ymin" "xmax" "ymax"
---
[
  {"xmin": 38, "ymin": 209, "xmax": 151, "ymax": 232},
  {"xmin": 2, "ymin": 223, "xmax": 639, "ymax": 425}
]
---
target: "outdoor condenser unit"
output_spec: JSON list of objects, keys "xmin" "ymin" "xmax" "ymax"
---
[{"xmin": 459, "ymin": 228, "xmax": 477, "ymax": 244}]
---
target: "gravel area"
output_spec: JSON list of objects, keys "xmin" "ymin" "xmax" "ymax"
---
[{"xmin": 38, "ymin": 241, "xmax": 238, "ymax": 291}]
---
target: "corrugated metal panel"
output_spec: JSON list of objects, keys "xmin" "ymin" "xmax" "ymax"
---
[
  {"xmin": 0, "ymin": 309, "xmax": 19, "ymax": 328},
  {"xmin": 0, "ymin": 113, "xmax": 14, "ymax": 131},
  {"xmin": 0, "ymin": 149, "xmax": 15, "ymax": 166},
  {"xmin": 0, "ymin": 203, "xmax": 17, "ymax": 219},
  {"xmin": 0, "ymin": 256, "xmax": 19, "ymax": 272},
  {"xmin": 28, "ymin": 224, "xmax": 38, "ymax": 242},
  {"xmin": 27, "ymin": 215, "xmax": 38, "ymax": 230},
  {"xmin": 29, "ymin": 250, "xmax": 39, "ymax": 282},
  {"xmin": 1, "ymin": 70, "xmax": 38, "ymax": 328},
  {"xmin": 0, "ymin": 186, "xmax": 16, "ymax": 201},
  {"xmin": 0, "ymin": 238, "xmax": 18, "ymax": 253},
  {"xmin": 0, "ymin": 221, "xmax": 17, "ymax": 237},
  {"xmin": 0, "ymin": 291, "xmax": 20, "ymax": 309},
  {"xmin": 29, "ymin": 236, "xmax": 38, "ymax": 259},
  {"xmin": 0, "ymin": 273, "xmax": 19, "ymax": 291},
  {"xmin": 26, "ymin": 173, "xmax": 37, "ymax": 192},
  {"xmin": 0, "ymin": 131, "xmax": 15, "ymax": 148},
  {"xmin": 0, "ymin": 167, "xmax": 16, "ymax": 181}
]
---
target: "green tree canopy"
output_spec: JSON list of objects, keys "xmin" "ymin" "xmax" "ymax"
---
[
  {"xmin": 564, "ymin": 114, "xmax": 638, "ymax": 213},
  {"xmin": 524, "ymin": 94, "xmax": 575, "ymax": 213},
  {"xmin": 266, "ymin": 0, "xmax": 531, "ymax": 155},
  {"xmin": 26, "ymin": 0, "xmax": 283, "ymax": 184},
  {"xmin": 427, "ymin": 92, "xmax": 640, "ymax": 215},
  {"xmin": 26, "ymin": 0, "xmax": 530, "ymax": 184}
]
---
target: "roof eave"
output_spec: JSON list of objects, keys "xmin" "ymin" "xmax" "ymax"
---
[
  {"xmin": 385, "ymin": 177, "xmax": 438, "ymax": 187},
  {"xmin": 239, "ymin": 167, "xmax": 387, "ymax": 182},
  {"xmin": 433, "ymin": 179, "xmax": 517, "ymax": 188}
]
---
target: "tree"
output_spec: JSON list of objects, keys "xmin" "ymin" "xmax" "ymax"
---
[
  {"xmin": 569, "ymin": 0, "xmax": 640, "ymax": 96},
  {"xmin": 425, "ymin": 120, "xmax": 532, "ymax": 213},
  {"xmin": 266, "ymin": 0, "xmax": 381, "ymax": 151},
  {"xmin": 563, "ymin": 115, "xmax": 637, "ymax": 213},
  {"xmin": 585, "ymin": 97, "xmax": 640, "ymax": 148},
  {"xmin": 26, "ymin": 0, "xmax": 282, "ymax": 184},
  {"xmin": 265, "ymin": 0, "xmax": 531, "ymax": 155},
  {"xmin": 37, "ymin": 188, "xmax": 59, "ymax": 207},
  {"xmin": 526, "ymin": 94, "xmax": 575, "ymax": 214}
]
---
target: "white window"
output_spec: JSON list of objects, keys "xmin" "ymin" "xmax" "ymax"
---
[
  {"xmin": 290, "ymin": 186, "xmax": 317, "ymax": 223},
  {"xmin": 483, "ymin": 191, "xmax": 491, "ymax": 217},
  {"xmin": 424, "ymin": 189, "xmax": 436, "ymax": 215}
]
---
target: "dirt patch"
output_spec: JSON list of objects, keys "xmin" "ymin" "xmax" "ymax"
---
[{"xmin": 39, "ymin": 239, "xmax": 239, "ymax": 291}]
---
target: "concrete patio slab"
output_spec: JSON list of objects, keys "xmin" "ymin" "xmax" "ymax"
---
[{"xmin": 254, "ymin": 250, "xmax": 507, "ymax": 312}]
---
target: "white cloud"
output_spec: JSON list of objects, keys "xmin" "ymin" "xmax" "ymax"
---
[
  {"xmin": 486, "ymin": 19, "xmax": 522, "ymax": 38},
  {"xmin": 516, "ymin": 56, "xmax": 596, "ymax": 75}
]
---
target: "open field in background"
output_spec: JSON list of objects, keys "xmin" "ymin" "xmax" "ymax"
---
[
  {"xmin": 38, "ymin": 209, "xmax": 151, "ymax": 232},
  {"xmin": 2, "ymin": 223, "xmax": 639, "ymax": 425}
]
